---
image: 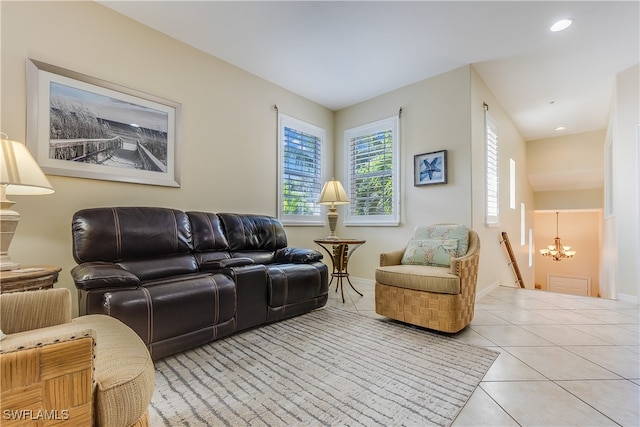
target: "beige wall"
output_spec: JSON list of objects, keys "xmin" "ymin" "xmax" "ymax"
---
[
  {"xmin": 470, "ymin": 68, "xmax": 536, "ymax": 291},
  {"xmin": 527, "ymin": 130, "xmax": 605, "ymax": 191},
  {"xmin": 534, "ymin": 211, "xmax": 602, "ymax": 297},
  {"xmin": 1, "ymin": 1, "xmax": 334, "ymax": 314},
  {"xmin": 332, "ymin": 66, "xmax": 474, "ymax": 282},
  {"xmin": 332, "ymin": 66, "xmax": 535, "ymax": 295},
  {"xmin": 534, "ymin": 189, "xmax": 603, "ymax": 211}
]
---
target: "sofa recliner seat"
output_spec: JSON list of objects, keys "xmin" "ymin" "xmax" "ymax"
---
[{"xmin": 71, "ymin": 207, "xmax": 328, "ymax": 360}]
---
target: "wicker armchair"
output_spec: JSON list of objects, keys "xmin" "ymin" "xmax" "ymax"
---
[
  {"xmin": 0, "ymin": 288, "xmax": 155, "ymax": 427},
  {"xmin": 375, "ymin": 226, "xmax": 480, "ymax": 333}
]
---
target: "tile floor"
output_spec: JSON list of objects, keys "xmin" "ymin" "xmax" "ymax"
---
[{"xmin": 325, "ymin": 279, "xmax": 640, "ymax": 426}]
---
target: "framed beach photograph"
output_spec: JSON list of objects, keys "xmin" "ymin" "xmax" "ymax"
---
[
  {"xmin": 26, "ymin": 59, "xmax": 181, "ymax": 187},
  {"xmin": 414, "ymin": 149, "xmax": 447, "ymax": 186}
]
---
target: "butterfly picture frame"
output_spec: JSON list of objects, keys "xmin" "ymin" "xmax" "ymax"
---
[{"xmin": 414, "ymin": 149, "xmax": 447, "ymax": 186}]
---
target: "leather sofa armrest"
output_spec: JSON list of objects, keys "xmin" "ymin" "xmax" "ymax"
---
[
  {"xmin": 380, "ymin": 248, "xmax": 406, "ymax": 267},
  {"xmin": 274, "ymin": 247, "xmax": 323, "ymax": 264},
  {"xmin": 201, "ymin": 257, "xmax": 255, "ymax": 270},
  {"xmin": 71, "ymin": 262, "xmax": 140, "ymax": 291}
]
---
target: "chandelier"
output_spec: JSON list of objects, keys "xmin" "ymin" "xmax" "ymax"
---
[{"xmin": 539, "ymin": 211, "xmax": 576, "ymax": 261}]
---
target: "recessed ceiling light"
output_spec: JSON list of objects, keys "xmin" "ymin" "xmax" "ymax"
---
[
  {"xmin": 555, "ymin": 126, "xmax": 567, "ymax": 132},
  {"xmin": 551, "ymin": 19, "xmax": 574, "ymax": 32}
]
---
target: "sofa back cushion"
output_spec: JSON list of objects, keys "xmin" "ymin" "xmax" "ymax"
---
[
  {"xmin": 72, "ymin": 207, "xmax": 194, "ymax": 264},
  {"xmin": 186, "ymin": 212, "xmax": 230, "ymax": 252},
  {"xmin": 218, "ymin": 213, "xmax": 288, "ymax": 253}
]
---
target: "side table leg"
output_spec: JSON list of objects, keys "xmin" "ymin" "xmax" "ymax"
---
[{"xmin": 345, "ymin": 275, "xmax": 363, "ymax": 297}]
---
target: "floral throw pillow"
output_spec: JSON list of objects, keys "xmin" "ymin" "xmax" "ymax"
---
[
  {"xmin": 412, "ymin": 224, "xmax": 469, "ymax": 257},
  {"xmin": 401, "ymin": 238, "xmax": 459, "ymax": 267}
]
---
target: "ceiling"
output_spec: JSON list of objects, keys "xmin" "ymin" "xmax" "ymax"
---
[{"xmin": 100, "ymin": 1, "xmax": 638, "ymax": 143}]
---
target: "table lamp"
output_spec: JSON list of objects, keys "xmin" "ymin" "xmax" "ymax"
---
[
  {"xmin": 317, "ymin": 178, "xmax": 349, "ymax": 239},
  {"xmin": 1, "ymin": 135, "xmax": 55, "ymax": 270}
]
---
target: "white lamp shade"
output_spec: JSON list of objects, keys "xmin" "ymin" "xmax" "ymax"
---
[
  {"xmin": 318, "ymin": 179, "xmax": 349, "ymax": 205},
  {"xmin": 1, "ymin": 139, "xmax": 54, "ymax": 195}
]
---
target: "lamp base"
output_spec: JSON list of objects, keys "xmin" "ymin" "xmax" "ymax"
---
[
  {"xmin": 0, "ymin": 256, "xmax": 20, "ymax": 271},
  {"xmin": 326, "ymin": 208, "xmax": 340, "ymax": 240},
  {"xmin": 0, "ymin": 200, "xmax": 21, "ymax": 271}
]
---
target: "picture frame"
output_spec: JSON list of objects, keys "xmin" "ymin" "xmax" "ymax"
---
[
  {"xmin": 26, "ymin": 59, "xmax": 181, "ymax": 187},
  {"xmin": 414, "ymin": 149, "xmax": 447, "ymax": 186}
]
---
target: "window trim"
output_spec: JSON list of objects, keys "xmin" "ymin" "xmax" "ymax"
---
[
  {"xmin": 343, "ymin": 116, "xmax": 400, "ymax": 226},
  {"xmin": 485, "ymin": 111, "xmax": 500, "ymax": 227},
  {"xmin": 277, "ymin": 113, "xmax": 326, "ymax": 226}
]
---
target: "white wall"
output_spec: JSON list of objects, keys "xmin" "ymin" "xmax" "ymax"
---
[
  {"xmin": 605, "ymin": 64, "xmax": 640, "ymax": 301},
  {"xmin": 1, "ymin": 1, "xmax": 334, "ymax": 314}
]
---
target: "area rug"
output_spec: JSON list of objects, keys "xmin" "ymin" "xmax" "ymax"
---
[{"xmin": 150, "ymin": 307, "xmax": 498, "ymax": 426}]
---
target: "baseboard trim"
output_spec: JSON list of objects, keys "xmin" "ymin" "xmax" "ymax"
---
[
  {"xmin": 617, "ymin": 293, "xmax": 639, "ymax": 305},
  {"xmin": 476, "ymin": 281, "xmax": 501, "ymax": 301},
  {"xmin": 349, "ymin": 276, "xmax": 375, "ymax": 287}
]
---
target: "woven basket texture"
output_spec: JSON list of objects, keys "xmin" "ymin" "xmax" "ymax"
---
[{"xmin": 1, "ymin": 338, "xmax": 94, "ymax": 426}]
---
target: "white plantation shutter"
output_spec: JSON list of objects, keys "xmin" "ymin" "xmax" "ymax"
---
[
  {"xmin": 278, "ymin": 114, "xmax": 325, "ymax": 225},
  {"xmin": 485, "ymin": 111, "xmax": 500, "ymax": 225},
  {"xmin": 345, "ymin": 116, "xmax": 399, "ymax": 226}
]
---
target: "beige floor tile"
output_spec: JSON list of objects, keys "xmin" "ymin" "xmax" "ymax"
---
[
  {"xmin": 558, "ymin": 379, "xmax": 640, "ymax": 427},
  {"xmin": 470, "ymin": 325, "xmax": 554, "ymax": 347},
  {"xmin": 533, "ymin": 309, "xmax": 608, "ymax": 325},
  {"xmin": 512, "ymin": 299, "xmax": 562, "ymax": 310},
  {"xmin": 451, "ymin": 387, "xmax": 518, "ymax": 426},
  {"xmin": 504, "ymin": 346, "xmax": 622, "ymax": 380},
  {"xmin": 572, "ymin": 309, "xmax": 640, "ymax": 324},
  {"xmin": 569, "ymin": 324, "xmax": 640, "ymax": 346},
  {"xmin": 480, "ymin": 381, "xmax": 618, "ymax": 426},
  {"xmin": 449, "ymin": 327, "xmax": 497, "ymax": 347},
  {"xmin": 469, "ymin": 310, "xmax": 511, "ymax": 325},
  {"xmin": 519, "ymin": 324, "xmax": 613, "ymax": 346},
  {"xmin": 488, "ymin": 309, "xmax": 564, "ymax": 325},
  {"xmin": 481, "ymin": 349, "xmax": 546, "ymax": 381},
  {"xmin": 565, "ymin": 345, "xmax": 640, "ymax": 379}
]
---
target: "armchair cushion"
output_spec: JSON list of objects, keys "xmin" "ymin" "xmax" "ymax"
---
[
  {"xmin": 401, "ymin": 238, "xmax": 459, "ymax": 267},
  {"xmin": 376, "ymin": 264, "xmax": 460, "ymax": 294}
]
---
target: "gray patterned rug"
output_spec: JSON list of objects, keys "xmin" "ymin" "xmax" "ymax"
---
[{"xmin": 150, "ymin": 307, "xmax": 498, "ymax": 426}]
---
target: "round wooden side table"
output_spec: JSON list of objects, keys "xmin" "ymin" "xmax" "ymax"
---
[
  {"xmin": 0, "ymin": 266, "xmax": 62, "ymax": 293},
  {"xmin": 314, "ymin": 238, "xmax": 366, "ymax": 303}
]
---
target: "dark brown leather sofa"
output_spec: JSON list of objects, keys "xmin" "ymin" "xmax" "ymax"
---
[{"xmin": 70, "ymin": 207, "xmax": 328, "ymax": 360}]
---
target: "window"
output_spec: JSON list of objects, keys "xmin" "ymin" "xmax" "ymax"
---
[
  {"xmin": 278, "ymin": 114, "xmax": 325, "ymax": 225},
  {"xmin": 510, "ymin": 158, "xmax": 516, "ymax": 210},
  {"xmin": 344, "ymin": 116, "xmax": 399, "ymax": 226},
  {"xmin": 521, "ymin": 202, "xmax": 526, "ymax": 245},
  {"xmin": 485, "ymin": 111, "xmax": 499, "ymax": 226}
]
